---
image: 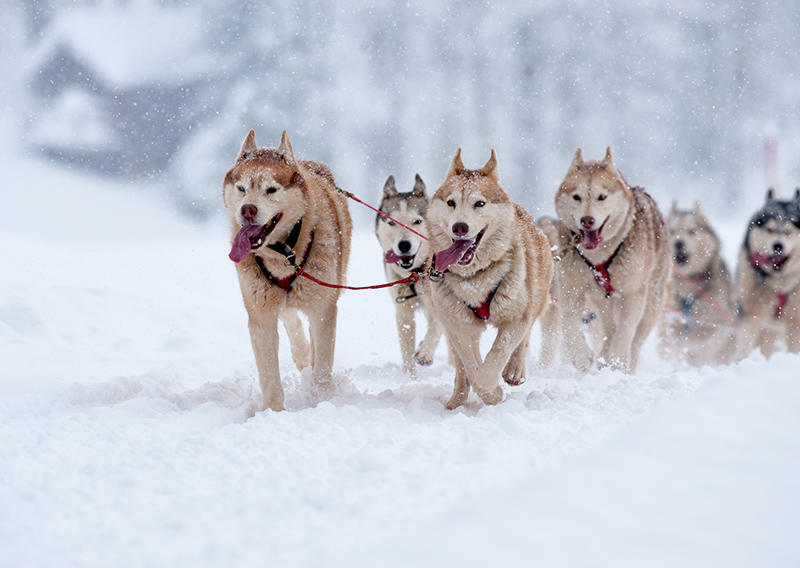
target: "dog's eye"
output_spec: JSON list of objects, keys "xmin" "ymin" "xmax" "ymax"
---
[
  {"xmin": 237, "ymin": 185, "xmax": 246, "ymax": 193},
  {"xmin": 266, "ymin": 186, "xmax": 278, "ymax": 194},
  {"xmin": 572, "ymin": 194, "xmax": 581, "ymax": 202},
  {"xmin": 474, "ymin": 200, "xmax": 486, "ymax": 208},
  {"xmin": 597, "ymin": 194, "xmax": 607, "ymax": 201},
  {"xmin": 387, "ymin": 220, "xmax": 396, "ymax": 226},
  {"xmin": 413, "ymin": 219, "xmax": 423, "ymax": 225},
  {"xmin": 447, "ymin": 200, "xmax": 456, "ymax": 208}
]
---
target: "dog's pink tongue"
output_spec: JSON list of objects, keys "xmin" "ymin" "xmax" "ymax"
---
[
  {"xmin": 385, "ymin": 250, "xmax": 403, "ymax": 264},
  {"xmin": 229, "ymin": 225, "xmax": 263, "ymax": 263},
  {"xmin": 435, "ymin": 239, "xmax": 474, "ymax": 272}
]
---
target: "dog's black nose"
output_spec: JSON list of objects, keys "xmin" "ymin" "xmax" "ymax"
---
[
  {"xmin": 580, "ymin": 216, "xmax": 595, "ymax": 229},
  {"xmin": 452, "ymin": 222, "xmax": 469, "ymax": 237},
  {"xmin": 241, "ymin": 204, "xmax": 258, "ymax": 221},
  {"xmin": 675, "ymin": 239, "xmax": 686, "ymax": 251},
  {"xmin": 398, "ymin": 240, "xmax": 412, "ymax": 253},
  {"xmin": 773, "ymin": 242, "xmax": 784, "ymax": 255}
]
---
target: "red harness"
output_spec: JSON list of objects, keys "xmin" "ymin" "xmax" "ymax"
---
[
  {"xmin": 775, "ymin": 292, "xmax": 788, "ymax": 319},
  {"xmin": 576, "ymin": 242, "xmax": 623, "ymax": 298},
  {"xmin": 469, "ymin": 285, "xmax": 500, "ymax": 320}
]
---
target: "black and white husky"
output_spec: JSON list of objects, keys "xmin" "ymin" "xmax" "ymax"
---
[{"xmin": 375, "ymin": 174, "xmax": 443, "ymax": 376}]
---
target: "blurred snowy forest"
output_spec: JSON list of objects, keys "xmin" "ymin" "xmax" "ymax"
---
[{"xmin": 2, "ymin": 0, "xmax": 800, "ymax": 218}]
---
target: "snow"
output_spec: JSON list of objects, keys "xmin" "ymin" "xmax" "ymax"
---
[{"xmin": 1, "ymin": 154, "xmax": 799, "ymax": 567}]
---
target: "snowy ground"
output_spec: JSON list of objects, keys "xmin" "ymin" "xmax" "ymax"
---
[{"xmin": 1, "ymin": 156, "xmax": 798, "ymax": 567}]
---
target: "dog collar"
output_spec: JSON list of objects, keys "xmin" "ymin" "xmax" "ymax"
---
[
  {"xmin": 395, "ymin": 264, "xmax": 428, "ymax": 304},
  {"xmin": 575, "ymin": 241, "xmax": 623, "ymax": 298}
]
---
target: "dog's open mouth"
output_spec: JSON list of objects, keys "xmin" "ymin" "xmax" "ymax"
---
[
  {"xmin": 229, "ymin": 212, "xmax": 283, "ymax": 263},
  {"xmin": 750, "ymin": 251, "xmax": 790, "ymax": 272},
  {"xmin": 579, "ymin": 216, "xmax": 609, "ymax": 250},
  {"xmin": 435, "ymin": 226, "xmax": 487, "ymax": 272},
  {"xmin": 385, "ymin": 250, "xmax": 416, "ymax": 269}
]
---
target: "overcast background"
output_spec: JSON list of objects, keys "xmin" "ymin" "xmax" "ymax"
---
[{"xmin": 3, "ymin": 0, "xmax": 800, "ymax": 220}]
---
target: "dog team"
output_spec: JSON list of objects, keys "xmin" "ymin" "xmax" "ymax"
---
[{"xmin": 223, "ymin": 130, "xmax": 800, "ymax": 412}]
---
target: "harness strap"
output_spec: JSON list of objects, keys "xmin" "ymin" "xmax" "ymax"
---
[
  {"xmin": 469, "ymin": 282, "xmax": 501, "ymax": 320},
  {"xmin": 255, "ymin": 222, "xmax": 314, "ymax": 293},
  {"xmin": 395, "ymin": 265, "xmax": 427, "ymax": 303},
  {"xmin": 775, "ymin": 292, "xmax": 788, "ymax": 319},
  {"xmin": 575, "ymin": 241, "xmax": 623, "ymax": 297}
]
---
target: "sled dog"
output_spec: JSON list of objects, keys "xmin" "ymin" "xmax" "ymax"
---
[
  {"xmin": 735, "ymin": 189, "xmax": 800, "ymax": 358},
  {"xmin": 223, "ymin": 130, "xmax": 352, "ymax": 411},
  {"xmin": 375, "ymin": 174, "xmax": 443, "ymax": 376},
  {"xmin": 426, "ymin": 149, "xmax": 553, "ymax": 409},
  {"xmin": 548, "ymin": 147, "xmax": 670, "ymax": 373},
  {"xmin": 659, "ymin": 202, "xmax": 736, "ymax": 366}
]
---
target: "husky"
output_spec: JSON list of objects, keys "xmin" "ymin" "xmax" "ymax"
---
[
  {"xmin": 375, "ymin": 174, "xmax": 443, "ymax": 376},
  {"xmin": 735, "ymin": 189, "xmax": 800, "ymax": 358},
  {"xmin": 547, "ymin": 147, "xmax": 670, "ymax": 373},
  {"xmin": 659, "ymin": 202, "xmax": 736, "ymax": 366},
  {"xmin": 426, "ymin": 149, "xmax": 553, "ymax": 409},
  {"xmin": 223, "ymin": 130, "xmax": 352, "ymax": 411}
]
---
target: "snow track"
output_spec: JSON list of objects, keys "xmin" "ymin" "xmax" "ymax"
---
[{"xmin": 1, "ymin": 158, "xmax": 798, "ymax": 566}]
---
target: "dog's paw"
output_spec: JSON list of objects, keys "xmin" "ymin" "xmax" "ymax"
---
[
  {"xmin": 414, "ymin": 350, "xmax": 434, "ymax": 366},
  {"xmin": 502, "ymin": 361, "xmax": 526, "ymax": 386},
  {"xmin": 475, "ymin": 385, "xmax": 503, "ymax": 406},
  {"xmin": 445, "ymin": 390, "xmax": 468, "ymax": 410},
  {"xmin": 402, "ymin": 361, "xmax": 418, "ymax": 379},
  {"xmin": 570, "ymin": 349, "xmax": 593, "ymax": 373}
]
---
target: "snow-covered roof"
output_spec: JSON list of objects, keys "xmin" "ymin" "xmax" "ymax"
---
[{"xmin": 31, "ymin": 2, "xmax": 215, "ymax": 89}]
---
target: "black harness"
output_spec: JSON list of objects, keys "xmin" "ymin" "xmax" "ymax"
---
[{"xmin": 254, "ymin": 218, "xmax": 314, "ymax": 293}]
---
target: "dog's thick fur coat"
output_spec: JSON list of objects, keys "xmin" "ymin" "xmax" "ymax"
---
[
  {"xmin": 735, "ymin": 189, "xmax": 800, "ymax": 359},
  {"xmin": 546, "ymin": 148, "xmax": 670, "ymax": 373},
  {"xmin": 375, "ymin": 174, "xmax": 443, "ymax": 376},
  {"xmin": 426, "ymin": 149, "xmax": 553, "ymax": 408},
  {"xmin": 659, "ymin": 202, "xmax": 736, "ymax": 366},
  {"xmin": 223, "ymin": 130, "xmax": 352, "ymax": 411}
]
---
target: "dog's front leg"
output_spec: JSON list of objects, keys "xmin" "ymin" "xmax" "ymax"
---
[
  {"xmin": 308, "ymin": 298, "xmax": 338, "ymax": 383},
  {"xmin": 248, "ymin": 308, "xmax": 285, "ymax": 412},
  {"xmin": 474, "ymin": 318, "xmax": 532, "ymax": 402},
  {"xmin": 538, "ymin": 301, "xmax": 561, "ymax": 368},
  {"xmin": 560, "ymin": 290, "xmax": 593, "ymax": 372},
  {"xmin": 445, "ymin": 344, "xmax": 471, "ymax": 410},
  {"xmin": 280, "ymin": 307, "xmax": 310, "ymax": 372},
  {"xmin": 415, "ymin": 301, "xmax": 443, "ymax": 367},
  {"xmin": 601, "ymin": 291, "xmax": 646, "ymax": 372},
  {"xmin": 444, "ymin": 324, "xmax": 484, "ymax": 408},
  {"xmin": 394, "ymin": 300, "xmax": 417, "ymax": 376}
]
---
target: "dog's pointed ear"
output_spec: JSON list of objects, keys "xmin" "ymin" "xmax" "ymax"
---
[
  {"xmin": 766, "ymin": 188, "xmax": 775, "ymax": 202},
  {"xmin": 601, "ymin": 146, "xmax": 621, "ymax": 176},
  {"xmin": 237, "ymin": 129, "xmax": 258, "ymax": 161},
  {"xmin": 278, "ymin": 131, "xmax": 297, "ymax": 168},
  {"xmin": 447, "ymin": 148, "xmax": 466, "ymax": 177},
  {"xmin": 412, "ymin": 173, "xmax": 426, "ymax": 197},
  {"xmin": 479, "ymin": 149, "xmax": 499, "ymax": 181},
  {"xmin": 601, "ymin": 146, "xmax": 614, "ymax": 166},
  {"xmin": 383, "ymin": 175, "xmax": 398, "ymax": 198},
  {"xmin": 694, "ymin": 200, "xmax": 710, "ymax": 225},
  {"xmin": 569, "ymin": 148, "xmax": 584, "ymax": 171},
  {"xmin": 794, "ymin": 187, "xmax": 800, "ymax": 202}
]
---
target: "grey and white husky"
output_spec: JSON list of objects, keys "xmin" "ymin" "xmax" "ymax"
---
[{"xmin": 375, "ymin": 174, "xmax": 443, "ymax": 376}]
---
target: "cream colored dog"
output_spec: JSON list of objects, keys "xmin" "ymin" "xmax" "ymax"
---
[
  {"xmin": 659, "ymin": 202, "xmax": 736, "ymax": 366},
  {"xmin": 223, "ymin": 130, "xmax": 352, "ymax": 411},
  {"xmin": 426, "ymin": 149, "xmax": 553, "ymax": 409},
  {"xmin": 546, "ymin": 148, "xmax": 670, "ymax": 373}
]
